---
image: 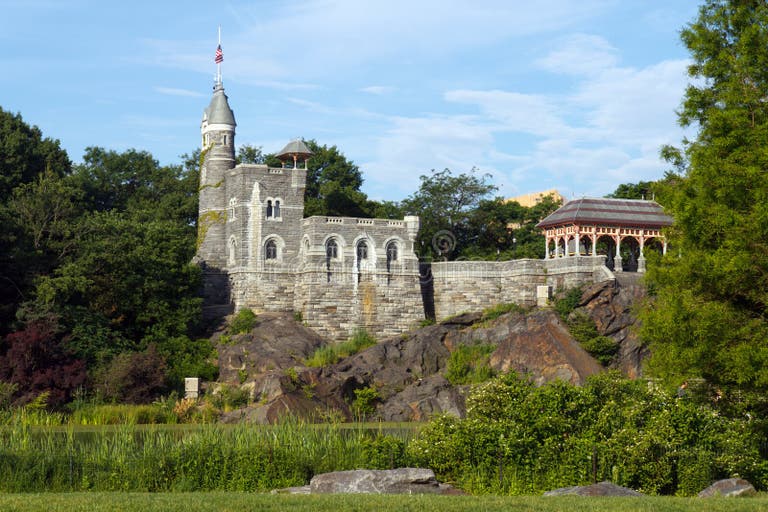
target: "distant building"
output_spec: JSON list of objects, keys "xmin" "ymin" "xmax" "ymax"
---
[{"xmin": 507, "ymin": 189, "xmax": 564, "ymax": 208}]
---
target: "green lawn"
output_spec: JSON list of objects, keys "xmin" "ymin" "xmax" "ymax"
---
[{"xmin": 0, "ymin": 493, "xmax": 766, "ymax": 512}]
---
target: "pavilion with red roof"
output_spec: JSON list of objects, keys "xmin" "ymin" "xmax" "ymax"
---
[{"xmin": 536, "ymin": 198, "xmax": 673, "ymax": 272}]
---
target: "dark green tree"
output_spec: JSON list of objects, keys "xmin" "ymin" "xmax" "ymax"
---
[
  {"xmin": 641, "ymin": 0, "xmax": 768, "ymax": 397},
  {"xmin": 302, "ymin": 140, "xmax": 371, "ymax": 217},
  {"xmin": 0, "ymin": 108, "xmax": 71, "ymax": 200},
  {"xmin": 606, "ymin": 181, "xmax": 655, "ymax": 200},
  {"xmin": 400, "ymin": 168, "xmax": 497, "ymax": 260},
  {"xmin": 0, "ymin": 109, "xmax": 72, "ymax": 334}
]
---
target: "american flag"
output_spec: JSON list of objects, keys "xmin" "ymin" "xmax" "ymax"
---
[{"xmin": 215, "ymin": 44, "xmax": 223, "ymax": 64}]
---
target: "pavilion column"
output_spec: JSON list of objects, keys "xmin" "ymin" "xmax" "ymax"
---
[
  {"xmin": 574, "ymin": 233, "xmax": 580, "ymax": 257},
  {"xmin": 638, "ymin": 234, "xmax": 646, "ymax": 273},
  {"xmin": 591, "ymin": 233, "xmax": 597, "ymax": 256},
  {"xmin": 614, "ymin": 235, "xmax": 623, "ymax": 273},
  {"xmin": 663, "ymin": 239, "xmax": 668, "ymax": 255},
  {"xmin": 545, "ymin": 236, "xmax": 551, "ymax": 259}
]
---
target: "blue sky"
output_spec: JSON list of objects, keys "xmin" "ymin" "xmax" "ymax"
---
[{"xmin": 1, "ymin": 0, "xmax": 699, "ymax": 202}]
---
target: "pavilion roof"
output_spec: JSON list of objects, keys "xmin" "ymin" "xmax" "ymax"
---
[{"xmin": 536, "ymin": 197, "xmax": 673, "ymax": 229}]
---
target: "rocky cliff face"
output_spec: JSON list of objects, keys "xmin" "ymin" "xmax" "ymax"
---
[
  {"xmin": 574, "ymin": 274, "xmax": 648, "ymax": 378},
  {"xmin": 214, "ymin": 277, "xmax": 645, "ymax": 423}
]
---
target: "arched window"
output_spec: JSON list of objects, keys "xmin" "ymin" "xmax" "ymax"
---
[
  {"xmin": 386, "ymin": 241, "xmax": 398, "ymax": 272},
  {"xmin": 274, "ymin": 199, "xmax": 281, "ymax": 218},
  {"xmin": 266, "ymin": 200, "xmax": 273, "ymax": 218},
  {"xmin": 356, "ymin": 241, "xmax": 368, "ymax": 261},
  {"xmin": 265, "ymin": 239, "xmax": 278, "ymax": 260},
  {"xmin": 326, "ymin": 239, "xmax": 338, "ymax": 260}
]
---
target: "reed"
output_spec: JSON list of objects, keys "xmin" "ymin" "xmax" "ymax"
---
[{"xmin": 0, "ymin": 417, "xmax": 412, "ymax": 492}]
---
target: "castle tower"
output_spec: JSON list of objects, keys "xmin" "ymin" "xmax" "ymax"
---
[{"xmin": 197, "ymin": 79, "xmax": 236, "ymax": 268}]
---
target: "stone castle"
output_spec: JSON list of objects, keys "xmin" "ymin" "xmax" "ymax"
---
[{"xmin": 195, "ymin": 79, "xmax": 611, "ymax": 340}]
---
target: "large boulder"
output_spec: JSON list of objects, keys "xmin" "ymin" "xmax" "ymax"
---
[
  {"xmin": 309, "ymin": 468, "xmax": 458, "ymax": 494},
  {"xmin": 698, "ymin": 478, "xmax": 757, "ymax": 498},
  {"xmin": 217, "ymin": 312, "xmax": 326, "ymax": 383},
  {"xmin": 544, "ymin": 481, "xmax": 644, "ymax": 497},
  {"xmin": 476, "ymin": 309, "xmax": 603, "ymax": 386}
]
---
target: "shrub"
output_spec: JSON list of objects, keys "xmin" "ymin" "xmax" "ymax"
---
[
  {"xmin": 445, "ymin": 344, "xmax": 496, "ymax": 385},
  {"xmin": 566, "ymin": 312, "xmax": 618, "ymax": 365},
  {"xmin": 408, "ymin": 371, "xmax": 768, "ymax": 496},
  {"xmin": 228, "ymin": 308, "xmax": 258, "ymax": 335},
  {"xmin": 480, "ymin": 303, "xmax": 524, "ymax": 324},
  {"xmin": 352, "ymin": 386, "xmax": 380, "ymax": 420},
  {"xmin": 93, "ymin": 345, "xmax": 168, "ymax": 404},
  {"xmin": 554, "ymin": 286, "xmax": 583, "ymax": 318},
  {"xmin": 305, "ymin": 329, "xmax": 376, "ymax": 367}
]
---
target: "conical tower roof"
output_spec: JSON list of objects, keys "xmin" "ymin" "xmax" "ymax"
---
[{"xmin": 203, "ymin": 83, "xmax": 236, "ymax": 126}]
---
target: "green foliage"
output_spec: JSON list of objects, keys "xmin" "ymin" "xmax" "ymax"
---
[
  {"xmin": 641, "ymin": 0, "xmax": 768, "ymax": 397},
  {"xmin": 480, "ymin": 303, "xmax": 525, "ymax": 324},
  {"xmin": 360, "ymin": 434, "xmax": 409, "ymax": 470},
  {"xmin": 400, "ymin": 168, "xmax": 497, "ymax": 260},
  {"xmin": 554, "ymin": 286, "xmax": 583, "ymax": 319},
  {"xmin": 69, "ymin": 403, "xmax": 176, "ymax": 425},
  {"xmin": 408, "ymin": 371, "xmax": 768, "ymax": 496},
  {"xmin": 566, "ymin": 313, "xmax": 618, "ymax": 366},
  {"xmin": 606, "ymin": 181, "xmax": 656, "ymax": 200},
  {"xmin": 228, "ymin": 308, "xmax": 258, "ymax": 335},
  {"xmin": 301, "ymin": 140, "xmax": 375, "ymax": 218},
  {"xmin": 209, "ymin": 384, "xmax": 250, "ymax": 412},
  {"xmin": 445, "ymin": 345, "xmax": 496, "ymax": 385},
  {"xmin": 0, "ymin": 419, "xmax": 420, "ymax": 493},
  {"xmin": 305, "ymin": 329, "xmax": 377, "ymax": 367},
  {"xmin": 352, "ymin": 386, "xmax": 380, "ymax": 420}
]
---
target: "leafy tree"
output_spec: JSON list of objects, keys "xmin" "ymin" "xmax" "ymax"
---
[
  {"xmin": 0, "ymin": 315, "xmax": 86, "ymax": 408},
  {"xmin": 606, "ymin": 181, "xmax": 655, "ymax": 200},
  {"xmin": 71, "ymin": 147, "xmax": 199, "ymax": 226},
  {"xmin": 92, "ymin": 344, "xmax": 168, "ymax": 404},
  {"xmin": 302, "ymin": 140, "xmax": 371, "ymax": 217},
  {"xmin": 401, "ymin": 168, "xmax": 497, "ymax": 260},
  {"xmin": 0, "ymin": 107, "xmax": 71, "ymax": 200},
  {"xmin": 641, "ymin": 0, "xmax": 768, "ymax": 396},
  {"xmin": 0, "ymin": 110, "xmax": 72, "ymax": 334},
  {"xmin": 236, "ymin": 144, "xmax": 267, "ymax": 165}
]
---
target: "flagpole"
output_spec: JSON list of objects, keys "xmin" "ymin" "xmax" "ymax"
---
[{"xmin": 217, "ymin": 25, "xmax": 222, "ymax": 85}]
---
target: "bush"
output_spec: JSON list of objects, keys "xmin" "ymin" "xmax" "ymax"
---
[
  {"xmin": 352, "ymin": 386, "xmax": 380, "ymax": 420},
  {"xmin": 565, "ymin": 313, "xmax": 618, "ymax": 366},
  {"xmin": 445, "ymin": 344, "xmax": 496, "ymax": 385},
  {"xmin": 480, "ymin": 303, "xmax": 525, "ymax": 324},
  {"xmin": 306, "ymin": 329, "xmax": 376, "ymax": 367},
  {"xmin": 93, "ymin": 345, "xmax": 168, "ymax": 404},
  {"xmin": 408, "ymin": 371, "xmax": 768, "ymax": 496},
  {"xmin": 228, "ymin": 308, "xmax": 258, "ymax": 335},
  {"xmin": 554, "ymin": 286, "xmax": 583, "ymax": 318}
]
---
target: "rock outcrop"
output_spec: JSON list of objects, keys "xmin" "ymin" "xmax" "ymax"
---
[
  {"xmin": 698, "ymin": 478, "xmax": 757, "ymax": 498},
  {"xmin": 576, "ymin": 274, "xmax": 648, "ymax": 377},
  {"xmin": 544, "ymin": 481, "xmax": 644, "ymax": 497},
  {"xmin": 214, "ymin": 276, "xmax": 644, "ymax": 423},
  {"xmin": 273, "ymin": 468, "xmax": 462, "ymax": 495}
]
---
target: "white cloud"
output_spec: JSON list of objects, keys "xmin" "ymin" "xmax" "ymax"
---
[
  {"xmin": 360, "ymin": 86, "xmax": 395, "ymax": 95},
  {"xmin": 535, "ymin": 33, "xmax": 619, "ymax": 76},
  {"xmin": 154, "ymin": 86, "xmax": 204, "ymax": 98}
]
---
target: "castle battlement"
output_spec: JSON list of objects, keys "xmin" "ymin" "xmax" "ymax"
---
[{"xmin": 195, "ymin": 79, "xmax": 610, "ymax": 340}]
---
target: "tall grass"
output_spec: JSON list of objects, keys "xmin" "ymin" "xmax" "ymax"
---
[
  {"xmin": 0, "ymin": 418, "xmax": 415, "ymax": 492},
  {"xmin": 305, "ymin": 329, "xmax": 377, "ymax": 367}
]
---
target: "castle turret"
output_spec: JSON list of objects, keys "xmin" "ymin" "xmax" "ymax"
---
[{"xmin": 197, "ymin": 81, "xmax": 236, "ymax": 268}]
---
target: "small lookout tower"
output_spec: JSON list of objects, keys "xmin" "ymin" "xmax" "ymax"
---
[{"xmin": 276, "ymin": 139, "xmax": 313, "ymax": 169}]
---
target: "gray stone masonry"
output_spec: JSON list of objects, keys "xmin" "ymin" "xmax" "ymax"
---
[{"xmin": 195, "ymin": 81, "xmax": 611, "ymax": 340}]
